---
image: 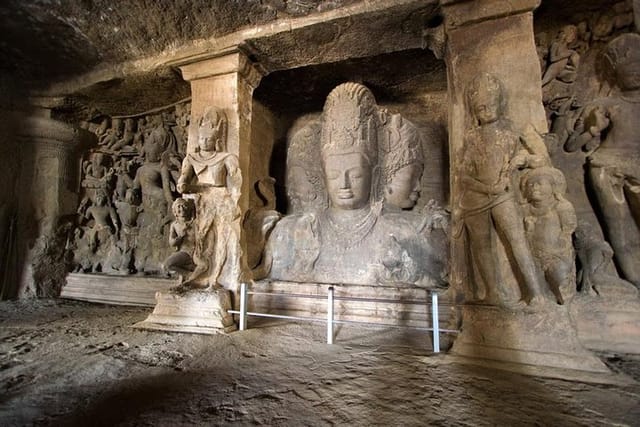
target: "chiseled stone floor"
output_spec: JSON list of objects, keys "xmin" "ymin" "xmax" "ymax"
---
[{"xmin": 0, "ymin": 299, "xmax": 638, "ymax": 426}]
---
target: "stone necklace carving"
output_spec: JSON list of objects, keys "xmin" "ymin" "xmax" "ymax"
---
[{"xmin": 320, "ymin": 203, "xmax": 381, "ymax": 251}]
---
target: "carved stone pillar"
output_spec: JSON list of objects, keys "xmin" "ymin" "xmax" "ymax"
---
[
  {"xmin": 180, "ymin": 50, "xmax": 263, "ymax": 213},
  {"xmin": 179, "ymin": 49, "xmax": 263, "ymax": 289},
  {"xmin": 442, "ymin": 0, "xmax": 610, "ymax": 377},
  {"xmin": 444, "ymin": 0, "xmax": 547, "ymax": 306},
  {"xmin": 134, "ymin": 50, "xmax": 263, "ymax": 334},
  {"xmin": 13, "ymin": 110, "xmax": 93, "ymax": 298}
]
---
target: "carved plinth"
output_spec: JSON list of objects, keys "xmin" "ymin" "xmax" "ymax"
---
[
  {"xmin": 570, "ymin": 288, "xmax": 640, "ymax": 354},
  {"xmin": 250, "ymin": 280, "xmax": 455, "ymax": 331},
  {"xmin": 134, "ymin": 288, "xmax": 236, "ymax": 334},
  {"xmin": 450, "ymin": 304, "xmax": 609, "ymax": 374},
  {"xmin": 61, "ymin": 273, "xmax": 176, "ymax": 306}
]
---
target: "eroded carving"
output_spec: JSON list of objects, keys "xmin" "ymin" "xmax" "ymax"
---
[
  {"xmin": 163, "ymin": 198, "xmax": 196, "ymax": 282},
  {"xmin": 541, "ymin": 25, "xmax": 581, "ymax": 87},
  {"xmin": 457, "ymin": 73, "xmax": 546, "ymax": 308},
  {"xmin": 69, "ymin": 100, "xmax": 191, "ymax": 276},
  {"xmin": 521, "ymin": 167, "xmax": 577, "ymax": 304},
  {"xmin": 566, "ymin": 33, "xmax": 640, "ymax": 289},
  {"xmin": 379, "ymin": 111, "xmax": 425, "ymax": 211},
  {"xmin": 177, "ymin": 107, "xmax": 243, "ymax": 289}
]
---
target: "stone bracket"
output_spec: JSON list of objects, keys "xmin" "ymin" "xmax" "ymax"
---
[{"xmin": 441, "ymin": 0, "xmax": 541, "ymax": 30}]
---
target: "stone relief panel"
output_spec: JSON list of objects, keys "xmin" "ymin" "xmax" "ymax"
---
[
  {"xmin": 538, "ymin": 8, "xmax": 640, "ymax": 294},
  {"xmin": 257, "ymin": 82, "xmax": 449, "ymax": 288},
  {"xmin": 175, "ymin": 107, "xmax": 244, "ymax": 290},
  {"xmin": 70, "ymin": 100, "xmax": 191, "ymax": 276},
  {"xmin": 455, "ymin": 73, "xmax": 552, "ymax": 309}
]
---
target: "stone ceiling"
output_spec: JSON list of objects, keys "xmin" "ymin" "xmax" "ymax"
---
[
  {"xmin": 0, "ymin": 0, "xmax": 619, "ymax": 116},
  {"xmin": 0, "ymin": 0, "xmax": 367, "ymax": 84}
]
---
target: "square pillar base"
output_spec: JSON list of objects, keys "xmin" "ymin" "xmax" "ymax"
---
[
  {"xmin": 134, "ymin": 288, "xmax": 237, "ymax": 334},
  {"xmin": 451, "ymin": 304, "xmax": 610, "ymax": 374}
]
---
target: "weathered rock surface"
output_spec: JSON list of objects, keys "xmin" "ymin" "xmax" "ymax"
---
[{"xmin": 0, "ymin": 299, "xmax": 639, "ymax": 426}]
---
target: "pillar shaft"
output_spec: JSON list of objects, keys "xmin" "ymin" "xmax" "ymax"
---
[
  {"xmin": 443, "ymin": 0, "xmax": 546, "ymax": 296},
  {"xmin": 180, "ymin": 51, "xmax": 263, "ymax": 214}
]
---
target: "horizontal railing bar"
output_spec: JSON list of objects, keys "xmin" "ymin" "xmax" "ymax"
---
[
  {"xmin": 247, "ymin": 291, "xmax": 454, "ymax": 306},
  {"xmin": 228, "ymin": 310, "xmax": 327, "ymax": 323},
  {"xmin": 228, "ymin": 310, "xmax": 458, "ymax": 333}
]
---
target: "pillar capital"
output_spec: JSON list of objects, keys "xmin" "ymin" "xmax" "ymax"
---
[
  {"xmin": 178, "ymin": 49, "xmax": 264, "ymax": 89},
  {"xmin": 440, "ymin": 0, "xmax": 540, "ymax": 30}
]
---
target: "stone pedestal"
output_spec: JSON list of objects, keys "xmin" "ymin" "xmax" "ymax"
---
[
  {"xmin": 251, "ymin": 280, "xmax": 454, "ymax": 329},
  {"xmin": 134, "ymin": 288, "xmax": 237, "ymax": 334},
  {"xmin": 451, "ymin": 305, "xmax": 609, "ymax": 374},
  {"xmin": 570, "ymin": 285, "xmax": 640, "ymax": 354}
]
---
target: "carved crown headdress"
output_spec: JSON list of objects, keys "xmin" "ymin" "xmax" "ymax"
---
[
  {"xmin": 198, "ymin": 107, "xmax": 227, "ymax": 150},
  {"xmin": 466, "ymin": 73, "xmax": 506, "ymax": 118},
  {"xmin": 380, "ymin": 114, "xmax": 424, "ymax": 182},
  {"xmin": 320, "ymin": 82, "xmax": 379, "ymax": 165}
]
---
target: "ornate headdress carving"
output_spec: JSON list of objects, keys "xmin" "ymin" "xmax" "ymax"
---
[
  {"xmin": 380, "ymin": 113, "xmax": 424, "ymax": 183},
  {"xmin": 320, "ymin": 82, "xmax": 379, "ymax": 165},
  {"xmin": 466, "ymin": 73, "xmax": 506, "ymax": 120},
  {"xmin": 198, "ymin": 107, "xmax": 227, "ymax": 151}
]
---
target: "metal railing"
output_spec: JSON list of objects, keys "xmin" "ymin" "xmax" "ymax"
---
[{"xmin": 228, "ymin": 282, "xmax": 452, "ymax": 352}]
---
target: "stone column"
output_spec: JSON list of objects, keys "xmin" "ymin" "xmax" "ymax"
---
[
  {"xmin": 442, "ymin": 0, "xmax": 609, "ymax": 377},
  {"xmin": 180, "ymin": 50, "xmax": 263, "ymax": 213},
  {"xmin": 134, "ymin": 50, "xmax": 263, "ymax": 334},
  {"xmin": 12, "ymin": 109, "xmax": 93, "ymax": 298},
  {"xmin": 444, "ymin": 0, "xmax": 546, "ymax": 304},
  {"xmin": 180, "ymin": 49, "xmax": 263, "ymax": 288}
]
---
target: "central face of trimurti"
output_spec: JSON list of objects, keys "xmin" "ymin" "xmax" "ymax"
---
[{"xmin": 324, "ymin": 152, "xmax": 372, "ymax": 210}]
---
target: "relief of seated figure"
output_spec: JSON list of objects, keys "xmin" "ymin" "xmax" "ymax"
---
[{"xmin": 261, "ymin": 82, "xmax": 447, "ymax": 287}]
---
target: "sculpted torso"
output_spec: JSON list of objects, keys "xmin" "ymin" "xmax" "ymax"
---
[
  {"xmin": 524, "ymin": 201, "xmax": 574, "ymax": 258},
  {"xmin": 134, "ymin": 162, "xmax": 164, "ymax": 199},
  {"xmin": 597, "ymin": 98, "xmax": 640, "ymax": 152},
  {"xmin": 187, "ymin": 152, "xmax": 230, "ymax": 187},
  {"xmin": 463, "ymin": 122, "xmax": 516, "ymax": 187}
]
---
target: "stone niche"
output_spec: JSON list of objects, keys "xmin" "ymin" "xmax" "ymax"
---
[{"xmin": 249, "ymin": 48, "xmax": 452, "ymax": 329}]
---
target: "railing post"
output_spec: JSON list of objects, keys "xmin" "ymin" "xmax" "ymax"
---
[
  {"xmin": 239, "ymin": 282, "xmax": 248, "ymax": 331},
  {"xmin": 431, "ymin": 291, "xmax": 440, "ymax": 353},
  {"xmin": 327, "ymin": 286, "xmax": 334, "ymax": 344}
]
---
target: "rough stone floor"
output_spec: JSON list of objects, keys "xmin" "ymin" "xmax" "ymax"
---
[{"xmin": 0, "ymin": 299, "xmax": 639, "ymax": 426}]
